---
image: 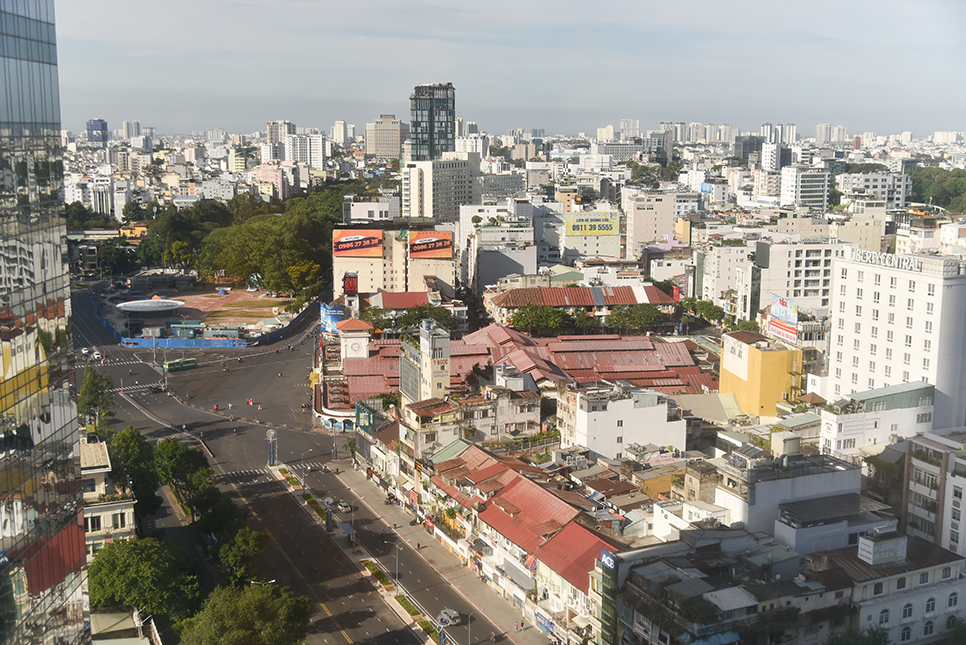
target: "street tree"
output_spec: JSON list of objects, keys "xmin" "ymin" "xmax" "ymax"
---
[
  {"xmin": 77, "ymin": 364, "xmax": 114, "ymax": 433},
  {"xmin": 359, "ymin": 306, "xmax": 391, "ymax": 332},
  {"xmin": 509, "ymin": 303, "xmax": 569, "ymax": 336},
  {"xmin": 177, "ymin": 584, "xmax": 312, "ymax": 645},
  {"xmin": 397, "ymin": 304, "xmax": 455, "ymax": 331},
  {"xmin": 824, "ymin": 626, "xmax": 890, "ymax": 645},
  {"xmin": 218, "ymin": 527, "xmax": 269, "ymax": 584},
  {"xmin": 109, "ymin": 426, "xmax": 162, "ymax": 517},
  {"xmin": 89, "ymin": 538, "xmax": 201, "ymax": 620},
  {"xmin": 737, "ymin": 320, "xmax": 760, "ymax": 333}
]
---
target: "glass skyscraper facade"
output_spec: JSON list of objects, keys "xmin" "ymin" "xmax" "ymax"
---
[
  {"xmin": 0, "ymin": 1, "xmax": 88, "ymax": 643},
  {"xmin": 409, "ymin": 82, "xmax": 455, "ymax": 162}
]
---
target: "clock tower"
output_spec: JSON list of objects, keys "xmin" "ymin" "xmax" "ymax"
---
[{"xmin": 336, "ymin": 318, "xmax": 373, "ymax": 361}]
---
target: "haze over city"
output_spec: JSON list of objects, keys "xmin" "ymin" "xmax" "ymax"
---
[{"xmin": 57, "ymin": 0, "xmax": 966, "ymax": 136}]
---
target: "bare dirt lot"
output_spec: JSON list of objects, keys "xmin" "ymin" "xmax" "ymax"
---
[{"xmin": 155, "ymin": 287, "xmax": 293, "ymax": 325}]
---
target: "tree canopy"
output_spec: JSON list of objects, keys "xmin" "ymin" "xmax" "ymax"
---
[
  {"xmin": 509, "ymin": 303, "xmax": 570, "ymax": 336},
  {"xmin": 397, "ymin": 304, "xmax": 456, "ymax": 332},
  {"xmin": 77, "ymin": 364, "xmax": 114, "ymax": 432},
  {"xmin": 219, "ymin": 528, "xmax": 269, "ymax": 584},
  {"xmin": 177, "ymin": 584, "xmax": 312, "ymax": 645},
  {"xmin": 910, "ymin": 167, "xmax": 966, "ymax": 212},
  {"xmin": 605, "ymin": 304, "xmax": 664, "ymax": 333},
  {"xmin": 109, "ymin": 426, "xmax": 162, "ymax": 517},
  {"xmin": 823, "ymin": 626, "xmax": 889, "ymax": 645},
  {"xmin": 89, "ymin": 538, "xmax": 201, "ymax": 620}
]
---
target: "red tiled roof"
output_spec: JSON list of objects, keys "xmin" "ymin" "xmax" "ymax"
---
[
  {"xmin": 490, "ymin": 286, "xmax": 638, "ymax": 309},
  {"xmin": 535, "ymin": 522, "xmax": 625, "ymax": 595},
  {"xmin": 378, "ymin": 292, "xmax": 430, "ymax": 310},
  {"xmin": 477, "ymin": 473, "xmax": 580, "ymax": 554},
  {"xmin": 336, "ymin": 318, "xmax": 374, "ymax": 331},
  {"xmin": 641, "ymin": 285, "xmax": 676, "ymax": 305}
]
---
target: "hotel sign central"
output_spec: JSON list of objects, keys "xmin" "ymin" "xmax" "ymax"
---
[{"xmin": 851, "ymin": 249, "xmax": 922, "ymax": 273}]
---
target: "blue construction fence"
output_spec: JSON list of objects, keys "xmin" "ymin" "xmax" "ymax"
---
[{"xmin": 82, "ymin": 292, "xmax": 123, "ymax": 343}]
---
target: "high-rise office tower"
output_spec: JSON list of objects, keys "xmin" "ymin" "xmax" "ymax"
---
[
  {"xmin": 365, "ymin": 115, "xmax": 410, "ymax": 159},
  {"xmin": 784, "ymin": 123, "xmax": 797, "ymax": 144},
  {"xmin": 620, "ymin": 119, "xmax": 640, "ymax": 140},
  {"xmin": 86, "ymin": 118, "xmax": 108, "ymax": 148},
  {"xmin": 760, "ymin": 122, "xmax": 774, "ymax": 143},
  {"xmin": 266, "ymin": 120, "xmax": 296, "ymax": 146},
  {"xmin": 1, "ymin": 2, "xmax": 88, "ymax": 641},
  {"xmin": 409, "ymin": 83, "xmax": 455, "ymax": 161}
]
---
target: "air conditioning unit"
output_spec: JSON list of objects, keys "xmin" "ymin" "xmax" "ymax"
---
[{"xmin": 782, "ymin": 392, "xmax": 789, "ymax": 400}]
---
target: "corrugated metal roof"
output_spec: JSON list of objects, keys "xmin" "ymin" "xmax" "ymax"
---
[
  {"xmin": 377, "ymin": 292, "xmax": 430, "ymax": 310},
  {"xmin": 535, "ymin": 522, "xmax": 625, "ymax": 595},
  {"xmin": 477, "ymin": 473, "xmax": 580, "ymax": 554}
]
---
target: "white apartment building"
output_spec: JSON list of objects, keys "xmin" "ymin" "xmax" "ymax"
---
[
  {"xmin": 819, "ymin": 382, "xmax": 935, "ymax": 463},
  {"xmin": 560, "ymin": 212, "xmax": 622, "ymax": 264},
  {"xmin": 695, "ymin": 242, "xmax": 751, "ymax": 308},
  {"xmin": 829, "ymin": 218, "xmax": 885, "ymax": 252},
  {"xmin": 780, "ymin": 165, "xmax": 829, "ymax": 210},
  {"xmin": 904, "ymin": 429, "xmax": 966, "ymax": 555},
  {"xmin": 896, "ymin": 214, "xmax": 943, "ymax": 255},
  {"xmin": 589, "ymin": 141, "xmax": 642, "ymax": 163},
  {"xmin": 939, "ymin": 222, "xmax": 966, "ymax": 255},
  {"xmin": 364, "ymin": 115, "xmax": 409, "ymax": 159},
  {"xmin": 828, "ymin": 249, "xmax": 966, "ymax": 429},
  {"xmin": 622, "ymin": 189, "xmax": 701, "ymax": 259},
  {"xmin": 283, "ymin": 134, "xmax": 325, "ymax": 170},
  {"xmin": 837, "ymin": 172, "xmax": 912, "ymax": 209},
  {"xmin": 455, "ymin": 134, "xmax": 489, "ymax": 157},
  {"xmin": 736, "ymin": 239, "xmax": 854, "ymax": 319},
  {"xmin": 401, "ymin": 152, "xmax": 480, "ymax": 222},
  {"xmin": 753, "ymin": 170, "xmax": 781, "ymax": 204},
  {"xmin": 558, "ymin": 382, "xmax": 686, "ymax": 460}
]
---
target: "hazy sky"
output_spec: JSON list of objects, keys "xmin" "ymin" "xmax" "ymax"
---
[{"xmin": 57, "ymin": 0, "xmax": 966, "ymax": 139}]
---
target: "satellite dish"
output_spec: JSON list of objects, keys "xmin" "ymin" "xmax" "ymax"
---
[{"xmin": 323, "ymin": 497, "xmax": 334, "ymax": 508}]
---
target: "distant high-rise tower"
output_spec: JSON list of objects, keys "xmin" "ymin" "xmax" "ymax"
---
[
  {"xmin": 815, "ymin": 123, "xmax": 833, "ymax": 145},
  {"xmin": 2, "ymin": 2, "xmax": 89, "ymax": 641},
  {"xmin": 409, "ymin": 83, "xmax": 456, "ymax": 161},
  {"xmin": 620, "ymin": 119, "xmax": 640, "ymax": 140},
  {"xmin": 86, "ymin": 118, "xmax": 108, "ymax": 147},
  {"xmin": 266, "ymin": 120, "xmax": 296, "ymax": 146},
  {"xmin": 365, "ymin": 115, "xmax": 410, "ymax": 159},
  {"xmin": 760, "ymin": 122, "xmax": 774, "ymax": 143},
  {"xmin": 121, "ymin": 120, "xmax": 141, "ymax": 139},
  {"xmin": 784, "ymin": 123, "xmax": 797, "ymax": 144}
]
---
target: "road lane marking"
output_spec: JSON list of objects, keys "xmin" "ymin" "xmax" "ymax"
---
[{"xmin": 217, "ymin": 469, "xmax": 355, "ymax": 645}]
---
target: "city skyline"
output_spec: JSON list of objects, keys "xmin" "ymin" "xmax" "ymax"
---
[{"xmin": 57, "ymin": 0, "xmax": 966, "ymax": 138}]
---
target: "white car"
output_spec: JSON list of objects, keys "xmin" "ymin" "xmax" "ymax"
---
[
  {"xmin": 80, "ymin": 348, "xmax": 90, "ymax": 356},
  {"xmin": 92, "ymin": 351, "xmax": 102, "ymax": 361}
]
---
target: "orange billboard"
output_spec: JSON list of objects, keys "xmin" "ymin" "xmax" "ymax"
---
[
  {"xmin": 408, "ymin": 231, "xmax": 454, "ymax": 259},
  {"xmin": 333, "ymin": 230, "xmax": 383, "ymax": 257}
]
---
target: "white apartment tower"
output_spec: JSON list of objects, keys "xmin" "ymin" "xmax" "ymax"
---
[
  {"xmin": 780, "ymin": 165, "xmax": 829, "ymax": 210},
  {"xmin": 266, "ymin": 119, "xmax": 296, "ymax": 145},
  {"xmin": 365, "ymin": 115, "xmax": 410, "ymax": 159},
  {"xmin": 828, "ymin": 249, "xmax": 966, "ymax": 430}
]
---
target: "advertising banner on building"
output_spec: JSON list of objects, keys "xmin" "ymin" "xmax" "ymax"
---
[
  {"xmin": 333, "ymin": 230, "xmax": 383, "ymax": 257},
  {"xmin": 769, "ymin": 294, "xmax": 798, "ymax": 343},
  {"xmin": 320, "ymin": 304, "xmax": 345, "ymax": 334},
  {"xmin": 408, "ymin": 230, "xmax": 454, "ymax": 258},
  {"xmin": 564, "ymin": 212, "xmax": 619, "ymax": 236}
]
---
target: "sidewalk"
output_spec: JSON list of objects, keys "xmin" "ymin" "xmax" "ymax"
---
[{"xmin": 333, "ymin": 461, "xmax": 550, "ymax": 645}]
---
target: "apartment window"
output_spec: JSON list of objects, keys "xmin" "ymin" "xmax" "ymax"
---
[
  {"xmin": 896, "ymin": 577, "xmax": 907, "ymax": 590},
  {"xmin": 878, "ymin": 608, "xmax": 889, "ymax": 624},
  {"xmin": 927, "ymin": 302, "xmax": 934, "ymax": 314},
  {"xmin": 840, "ymin": 284, "xmax": 846, "ymax": 296},
  {"xmin": 839, "ymin": 302, "xmax": 846, "ymax": 312},
  {"xmin": 950, "ymin": 592, "xmax": 960, "ymax": 609},
  {"xmin": 928, "ymin": 283, "xmax": 936, "ymax": 296},
  {"xmin": 890, "ymin": 276, "xmax": 897, "ymax": 288},
  {"xmin": 924, "ymin": 621, "xmax": 934, "ymax": 637},
  {"xmin": 836, "ymin": 351, "xmax": 843, "ymax": 361},
  {"xmin": 955, "ymin": 486, "xmax": 963, "ymax": 500},
  {"xmin": 868, "ymin": 378, "xmax": 875, "ymax": 388},
  {"xmin": 616, "ymin": 436, "xmax": 622, "ymax": 444},
  {"xmin": 954, "ymin": 531, "xmax": 961, "ymax": 544},
  {"xmin": 918, "ymin": 413, "xmax": 932, "ymax": 424},
  {"xmin": 906, "ymin": 317, "xmax": 914, "ymax": 329},
  {"xmin": 904, "ymin": 353, "xmax": 911, "ymax": 365},
  {"xmin": 838, "ymin": 335, "xmax": 844, "ymax": 346},
  {"xmin": 873, "ymin": 291, "xmax": 880, "ymax": 303},
  {"xmin": 954, "ymin": 508, "xmax": 962, "ymax": 521},
  {"xmin": 923, "ymin": 358, "xmax": 930, "ymax": 370},
  {"xmin": 907, "ymin": 298, "xmax": 915, "ymax": 311},
  {"xmin": 854, "ymin": 322, "xmax": 861, "ymax": 333},
  {"xmin": 885, "ymin": 365, "xmax": 892, "ymax": 377},
  {"xmin": 872, "ymin": 309, "xmax": 879, "ymax": 321},
  {"xmin": 857, "ymin": 271, "xmax": 864, "ymax": 283},
  {"xmin": 905, "ymin": 335, "xmax": 912, "ymax": 348},
  {"xmin": 617, "ymin": 420, "xmax": 623, "ymax": 427},
  {"xmin": 888, "ymin": 312, "xmax": 895, "ymax": 324},
  {"xmin": 835, "ymin": 368, "xmax": 842, "ymax": 378},
  {"xmin": 873, "ymin": 582, "xmax": 884, "ymax": 596},
  {"xmin": 841, "ymin": 268, "xmax": 848, "ymax": 280},
  {"xmin": 85, "ymin": 515, "xmax": 101, "ymax": 532},
  {"xmin": 886, "ymin": 348, "xmax": 893, "ymax": 359},
  {"xmin": 855, "ymin": 305, "xmax": 862, "ymax": 316},
  {"xmin": 902, "ymin": 602, "xmax": 913, "ymax": 619},
  {"xmin": 112, "ymin": 513, "xmax": 125, "ymax": 530},
  {"xmin": 909, "ymin": 280, "xmax": 916, "ymax": 292},
  {"xmin": 869, "ymin": 361, "xmax": 876, "ymax": 371},
  {"xmin": 856, "ymin": 288, "xmax": 863, "ymax": 299},
  {"xmin": 903, "ymin": 371, "xmax": 910, "ymax": 382},
  {"xmin": 852, "ymin": 373, "xmax": 858, "ymax": 385},
  {"xmin": 925, "ymin": 321, "xmax": 933, "ymax": 333},
  {"xmin": 838, "ymin": 319, "xmax": 845, "ymax": 330},
  {"xmin": 889, "ymin": 295, "xmax": 896, "ymax": 306},
  {"xmin": 870, "ymin": 344, "xmax": 877, "ymax": 356},
  {"xmin": 871, "ymin": 326, "xmax": 878, "ymax": 338},
  {"xmin": 874, "ymin": 274, "xmax": 881, "ymax": 285},
  {"xmin": 887, "ymin": 330, "xmax": 894, "ymax": 342},
  {"xmin": 854, "ymin": 339, "xmax": 861, "ymax": 350},
  {"xmin": 853, "ymin": 356, "xmax": 860, "ymax": 367},
  {"xmin": 924, "ymin": 339, "xmax": 931, "ymax": 352},
  {"xmin": 943, "ymin": 566, "xmax": 952, "ymax": 580},
  {"xmin": 926, "ymin": 597, "xmax": 936, "ymax": 613}
]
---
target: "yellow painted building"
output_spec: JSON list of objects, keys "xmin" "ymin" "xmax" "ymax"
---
[{"xmin": 719, "ymin": 331, "xmax": 802, "ymax": 417}]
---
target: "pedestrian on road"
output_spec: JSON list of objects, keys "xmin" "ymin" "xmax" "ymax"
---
[
  {"xmin": 228, "ymin": 402, "xmax": 233, "ymax": 410},
  {"xmin": 515, "ymin": 622, "xmax": 518, "ymax": 633},
  {"xmin": 417, "ymin": 542, "xmax": 420, "ymax": 550},
  {"xmin": 258, "ymin": 404, "xmax": 262, "ymax": 410}
]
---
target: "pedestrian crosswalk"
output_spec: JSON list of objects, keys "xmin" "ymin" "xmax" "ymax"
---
[
  {"xmin": 218, "ymin": 468, "xmax": 270, "ymax": 482},
  {"xmin": 108, "ymin": 383, "xmax": 162, "ymax": 393}
]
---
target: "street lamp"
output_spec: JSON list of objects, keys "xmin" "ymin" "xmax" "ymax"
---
[
  {"xmin": 250, "ymin": 579, "xmax": 276, "ymax": 586},
  {"xmin": 386, "ymin": 542, "xmax": 403, "ymax": 582},
  {"xmin": 468, "ymin": 608, "xmax": 483, "ymax": 645},
  {"xmin": 300, "ymin": 448, "xmax": 313, "ymax": 485}
]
